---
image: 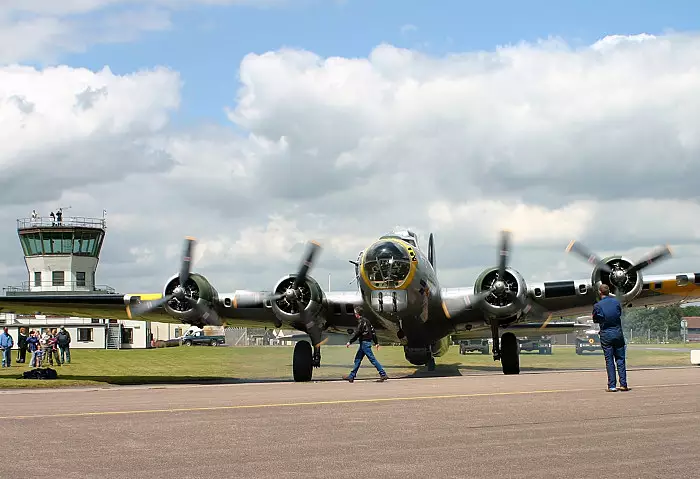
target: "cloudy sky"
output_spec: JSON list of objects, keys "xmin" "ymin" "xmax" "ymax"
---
[{"xmin": 2, "ymin": 0, "xmax": 700, "ymax": 298}]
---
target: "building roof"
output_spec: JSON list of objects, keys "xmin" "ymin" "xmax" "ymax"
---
[{"xmin": 683, "ymin": 317, "xmax": 700, "ymax": 328}]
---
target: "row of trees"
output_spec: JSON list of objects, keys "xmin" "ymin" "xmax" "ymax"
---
[{"xmin": 616, "ymin": 305, "xmax": 699, "ymax": 342}]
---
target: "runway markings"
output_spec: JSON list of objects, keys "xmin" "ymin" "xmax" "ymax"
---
[{"xmin": 1, "ymin": 382, "xmax": 698, "ymax": 421}]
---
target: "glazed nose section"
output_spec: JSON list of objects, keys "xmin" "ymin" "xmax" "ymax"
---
[{"xmin": 362, "ymin": 240, "xmax": 412, "ymax": 288}]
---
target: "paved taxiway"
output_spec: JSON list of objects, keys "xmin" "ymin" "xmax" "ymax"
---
[{"xmin": 3, "ymin": 367, "xmax": 699, "ymax": 478}]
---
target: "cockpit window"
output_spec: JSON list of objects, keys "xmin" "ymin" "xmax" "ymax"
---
[{"xmin": 363, "ymin": 241, "xmax": 412, "ymax": 288}]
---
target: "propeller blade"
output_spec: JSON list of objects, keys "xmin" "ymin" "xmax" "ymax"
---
[
  {"xmin": 179, "ymin": 237, "xmax": 196, "ymax": 287},
  {"xmin": 298, "ymin": 297, "xmax": 324, "ymax": 347},
  {"xmin": 470, "ymin": 288, "xmax": 494, "ymax": 305},
  {"xmin": 538, "ymin": 313, "xmax": 554, "ymax": 330},
  {"xmin": 565, "ymin": 240, "xmax": 613, "ymax": 273},
  {"xmin": 614, "ymin": 285, "xmax": 625, "ymax": 300},
  {"xmin": 129, "ymin": 294, "xmax": 173, "ymax": 317},
  {"xmin": 497, "ymin": 230, "xmax": 511, "ymax": 279},
  {"xmin": 292, "ymin": 241, "xmax": 322, "ymax": 290},
  {"xmin": 627, "ymin": 245, "xmax": 673, "ymax": 274},
  {"xmin": 186, "ymin": 297, "xmax": 221, "ymax": 326}
]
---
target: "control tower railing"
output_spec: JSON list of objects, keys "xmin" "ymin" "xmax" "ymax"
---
[
  {"xmin": 17, "ymin": 216, "xmax": 106, "ymax": 230},
  {"xmin": 3, "ymin": 282, "xmax": 116, "ymax": 294}
]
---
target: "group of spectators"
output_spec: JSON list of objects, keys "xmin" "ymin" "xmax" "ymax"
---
[{"xmin": 0, "ymin": 326, "xmax": 72, "ymax": 368}]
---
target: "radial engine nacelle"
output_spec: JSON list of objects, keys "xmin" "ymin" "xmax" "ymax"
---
[
  {"xmin": 473, "ymin": 266, "xmax": 529, "ymax": 318},
  {"xmin": 270, "ymin": 274, "xmax": 325, "ymax": 325},
  {"xmin": 591, "ymin": 256, "xmax": 644, "ymax": 304},
  {"xmin": 162, "ymin": 272, "xmax": 219, "ymax": 323}
]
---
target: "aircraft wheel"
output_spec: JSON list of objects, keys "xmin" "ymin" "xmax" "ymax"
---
[
  {"xmin": 501, "ymin": 332, "xmax": 520, "ymax": 375},
  {"xmin": 293, "ymin": 341, "xmax": 313, "ymax": 382}
]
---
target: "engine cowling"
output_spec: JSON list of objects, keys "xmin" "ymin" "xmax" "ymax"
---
[
  {"xmin": 404, "ymin": 346, "xmax": 432, "ymax": 366},
  {"xmin": 270, "ymin": 274, "xmax": 324, "ymax": 325},
  {"xmin": 591, "ymin": 256, "xmax": 643, "ymax": 304},
  {"xmin": 162, "ymin": 273, "xmax": 219, "ymax": 324},
  {"xmin": 473, "ymin": 267, "xmax": 528, "ymax": 318}
]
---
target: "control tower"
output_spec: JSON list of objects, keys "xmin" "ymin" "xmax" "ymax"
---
[{"xmin": 13, "ymin": 213, "xmax": 112, "ymax": 294}]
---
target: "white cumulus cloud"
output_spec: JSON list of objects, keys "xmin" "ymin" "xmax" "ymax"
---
[{"xmin": 2, "ymin": 32, "xmax": 700, "ymax": 297}]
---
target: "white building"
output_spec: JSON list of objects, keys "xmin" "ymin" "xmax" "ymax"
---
[
  {"xmin": 0, "ymin": 313, "xmax": 190, "ymax": 349},
  {"xmin": 1, "ymin": 214, "xmax": 192, "ymax": 349}
]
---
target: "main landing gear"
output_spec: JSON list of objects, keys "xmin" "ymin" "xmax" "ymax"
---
[
  {"xmin": 490, "ymin": 320, "xmax": 520, "ymax": 375},
  {"xmin": 292, "ymin": 340, "xmax": 321, "ymax": 382}
]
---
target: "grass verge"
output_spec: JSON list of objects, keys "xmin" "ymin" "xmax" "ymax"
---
[{"xmin": 0, "ymin": 345, "xmax": 695, "ymax": 389}]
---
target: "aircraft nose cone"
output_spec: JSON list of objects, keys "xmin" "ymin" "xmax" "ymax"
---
[
  {"xmin": 494, "ymin": 280, "xmax": 506, "ymax": 294},
  {"xmin": 362, "ymin": 240, "xmax": 413, "ymax": 288}
]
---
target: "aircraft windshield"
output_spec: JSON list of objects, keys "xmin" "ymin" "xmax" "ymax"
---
[{"xmin": 363, "ymin": 240, "xmax": 412, "ymax": 287}]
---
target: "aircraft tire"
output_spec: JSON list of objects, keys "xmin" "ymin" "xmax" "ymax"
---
[
  {"xmin": 501, "ymin": 332, "xmax": 520, "ymax": 375},
  {"xmin": 293, "ymin": 340, "xmax": 313, "ymax": 382}
]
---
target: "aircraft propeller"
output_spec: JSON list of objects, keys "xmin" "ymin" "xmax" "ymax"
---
[
  {"xmin": 267, "ymin": 241, "xmax": 326, "ymax": 348},
  {"xmin": 566, "ymin": 240, "xmax": 673, "ymax": 299},
  {"xmin": 128, "ymin": 237, "xmax": 221, "ymax": 325},
  {"xmin": 486, "ymin": 230, "xmax": 552, "ymax": 320},
  {"xmin": 444, "ymin": 230, "xmax": 547, "ymax": 319}
]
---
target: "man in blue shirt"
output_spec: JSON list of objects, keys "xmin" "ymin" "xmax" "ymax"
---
[
  {"xmin": 0, "ymin": 327, "xmax": 14, "ymax": 368},
  {"xmin": 592, "ymin": 284, "xmax": 629, "ymax": 392}
]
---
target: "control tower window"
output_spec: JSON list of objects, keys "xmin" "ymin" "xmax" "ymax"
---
[
  {"xmin": 76, "ymin": 271, "xmax": 86, "ymax": 287},
  {"xmin": 34, "ymin": 272, "xmax": 41, "ymax": 287},
  {"xmin": 52, "ymin": 271, "xmax": 65, "ymax": 286}
]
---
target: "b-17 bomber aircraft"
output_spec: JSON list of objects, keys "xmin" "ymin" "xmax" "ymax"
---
[{"xmin": 1, "ymin": 229, "xmax": 698, "ymax": 382}]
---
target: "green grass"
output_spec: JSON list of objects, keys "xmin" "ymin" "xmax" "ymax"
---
[{"xmin": 0, "ymin": 345, "xmax": 696, "ymax": 389}]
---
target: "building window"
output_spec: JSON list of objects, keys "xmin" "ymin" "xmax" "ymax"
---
[
  {"xmin": 52, "ymin": 271, "xmax": 65, "ymax": 286},
  {"xmin": 78, "ymin": 328, "xmax": 93, "ymax": 342},
  {"xmin": 76, "ymin": 272, "xmax": 86, "ymax": 287},
  {"xmin": 121, "ymin": 328, "xmax": 134, "ymax": 344},
  {"xmin": 34, "ymin": 271, "xmax": 41, "ymax": 287}
]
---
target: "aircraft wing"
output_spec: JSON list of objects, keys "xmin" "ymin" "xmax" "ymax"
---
[
  {"xmin": 452, "ymin": 321, "xmax": 589, "ymax": 341},
  {"xmin": 441, "ymin": 271, "xmax": 700, "ymax": 325},
  {"xmin": 0, "ymin": 293, "xmax": 145, "ymax": 321},
  {"xmin": 0, "ymin": 289, "xmax": 367, "ymax": 332}
]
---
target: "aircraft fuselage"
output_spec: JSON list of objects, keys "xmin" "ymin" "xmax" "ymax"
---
[{"xmin": 357, "ymin": 235, "xmax": 453, "ymax": 363}]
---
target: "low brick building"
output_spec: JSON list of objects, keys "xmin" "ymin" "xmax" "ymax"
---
[{"xmin": 684, "ymin": 317, "xmax": 700, "ymax": 342}]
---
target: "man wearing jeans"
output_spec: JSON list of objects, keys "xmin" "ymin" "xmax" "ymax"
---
[
  {"xmin": 592, "ymin": 284, "xmax": 629, "ymax": 392},
  {"xmin": 56, "ymin": 326, "xmax": 72, "ymax": 364},
  {"xmin": 343, "ymin": 305, "xmax": 388, "ymax": 382},
  {"xmin": 0, "ymin": 327, "xmax": 14, "ymax": 367}
]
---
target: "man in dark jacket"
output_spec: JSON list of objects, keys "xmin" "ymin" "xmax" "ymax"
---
[
  {"xmin": 17, "ymin": 328, "xmax": 28, "ymax": 363},
  {"xmin": 343, "ymin": 305, "xmax": 388, "ymax": 382},
  {"xmin": 592, "ymin": 284, "xmax": 629, "ymax": 392},
  {"xmin": 56, "ymin": 326, "xmax": 71, "ymax": 364}
]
